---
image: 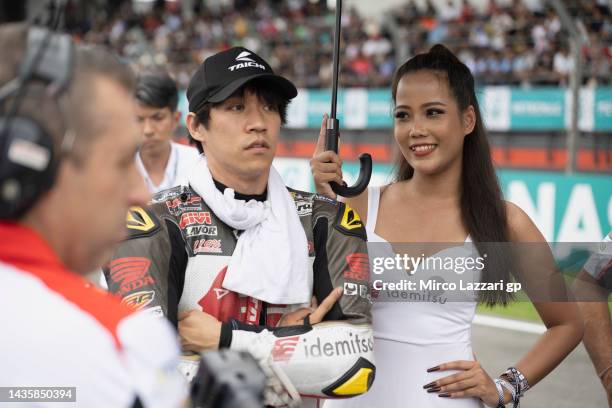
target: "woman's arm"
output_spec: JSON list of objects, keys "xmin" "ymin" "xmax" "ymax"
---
[
  {"xmin": 425, "ymin": 202, "xmax": 584, "ymax": 406},
  {"xmin": 505, "ymin": 201, "xmax": 584, "ymax": 386}
]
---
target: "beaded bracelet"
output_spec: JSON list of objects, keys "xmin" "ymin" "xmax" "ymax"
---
[
  {"xmin": 506, "ymin": 367, "xmax": 530, "ymax": 397},
  {"xmin": 498, "ymin": 378, "xmax": 517, "ymax": 408},
  {"xmin": 493, "ymin": 379, "xmax": 505, "ymax": 407},
  {"xmin": 498, "ymin": 367, "xmax": 529, "ymax": 407},
  {"xmin": 493, "ymin": 378, "xmax": 516, "ymax": 407}
]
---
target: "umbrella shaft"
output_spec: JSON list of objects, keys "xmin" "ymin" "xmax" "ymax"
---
[{"xmin": 331, "ymin": 0, "xmax": 342, "ymax": 119}]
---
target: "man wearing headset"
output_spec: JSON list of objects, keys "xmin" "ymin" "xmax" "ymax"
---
[
  {"xmin": 105, "ymin": 47, "xmax": 375, "ymax": 404},
  {"xmin": 0, "ymin": 23, "xmax": 186, "ymax": 407}
]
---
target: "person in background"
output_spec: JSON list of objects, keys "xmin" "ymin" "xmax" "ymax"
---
[
  {"xmin": 574, "ymin": 232, "xmax": 612, "ymax": 406},
  {"xmin": 0, "ymin": 23, "xmax": 186, "ymax": 407},
  {"xmin": 134, "ymin": 71, "xmax": 200, "ymax": 194}
]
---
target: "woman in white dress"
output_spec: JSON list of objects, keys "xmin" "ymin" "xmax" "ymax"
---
[{"xmin": 311, "ymin": 44, "xmax": 583, "ymax": 407}]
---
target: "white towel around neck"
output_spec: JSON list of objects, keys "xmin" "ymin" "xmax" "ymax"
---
[{"xmin": 187, "ymin": 156, "xmax": 311, "ymax": 304}]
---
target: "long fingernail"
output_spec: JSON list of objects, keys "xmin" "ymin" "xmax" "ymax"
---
[
  {"xmin": 427, "ymin": 387, "xmax": 441, "ymax": 393},
  {"xmin": 423, "ymin": 382, "xmax": 436, "ymax": 389},
  {"xmin": 427, "ymin": 366, "xmax": 440, "ymax": 372},
  {"xmin": 438, "ymin": 393, "xmax": 451, "ymax": 398}
]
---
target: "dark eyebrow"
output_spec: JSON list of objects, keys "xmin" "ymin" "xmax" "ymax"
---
[
  {"xmin": 137, "ymin": 110, "xmax": 166, "ymax": 119},
  {"xmin": 422, "ymin": 101, "xmax": 447, "ymax": 108},
  {"xmin": 394, "ymin": 101, "xmax": 447, "ymax": 111}
]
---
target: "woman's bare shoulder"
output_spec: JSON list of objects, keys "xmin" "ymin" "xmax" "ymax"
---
[
  {"xmin": 348, "ymin": 183, "xmax": 402, "ymax": 225},
  {"xmin": 505, "ymin": 201, "xmax": 547, "ymax": 243}
]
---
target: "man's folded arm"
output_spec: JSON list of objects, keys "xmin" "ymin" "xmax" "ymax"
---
[{"xmin": 223, "ymin": 199, "xmax": 375, "ymax": 398}]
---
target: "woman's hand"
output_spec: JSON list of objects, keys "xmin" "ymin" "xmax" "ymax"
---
[
  {"xmin": 423, "ymin": 360, "xmax": 503, "ymax": 407},
  {"xmin": 278, "ymin": 287, "xmax": 343, "ymax": 327},
  {"xmin": 178, "ymin": 310, "xmax": 222, "ymax": 352},
  {"xmin": 310, "ymin": 114, "xmax": 343, "ymax": 200}
]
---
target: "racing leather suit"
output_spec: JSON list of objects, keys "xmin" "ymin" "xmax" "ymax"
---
[{"xmin": 104, "ymin": 184, "xmax": 375, "ymax": 399}]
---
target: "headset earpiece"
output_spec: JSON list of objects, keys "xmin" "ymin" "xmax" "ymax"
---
[{"xmin": 0, "ymin": 116, "xmax": 57, "ymax": 218}]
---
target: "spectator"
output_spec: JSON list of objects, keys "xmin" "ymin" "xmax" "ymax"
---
[
  {"xmin": 438, "ymin": 0, "xmax": 461, "ymax": 23},
  {"xmin": 553, "ymin": 45, "xmax": 574, "ymax": 86}
]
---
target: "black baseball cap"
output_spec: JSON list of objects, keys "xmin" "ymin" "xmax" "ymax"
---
[{"xmin": 187, "ymin": 47, "xmax": 298, "ymax": 113}]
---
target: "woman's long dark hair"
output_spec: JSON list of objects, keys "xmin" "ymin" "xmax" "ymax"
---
[{"xmin": 391, "ymin": 44, "xmax": 513, "ymax": 306}]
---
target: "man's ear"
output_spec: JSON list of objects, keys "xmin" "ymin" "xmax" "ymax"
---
[
  {"xmin": 462, "ymin": 105, "xmax": 476, "ymax": 136},
  {"xmin": 186, "ymin": 112, "xmax": 206, "ymax": 146}
]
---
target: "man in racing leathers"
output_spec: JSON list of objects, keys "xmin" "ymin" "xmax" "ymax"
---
[{"xmin": 104, "ymin": 47, "xmax": 375, "ymax": 403}]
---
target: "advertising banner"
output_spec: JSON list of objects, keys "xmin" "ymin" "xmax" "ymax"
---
[{"xmin": 176, "ymin": 87, "xmax": 612, "ymax": 132}]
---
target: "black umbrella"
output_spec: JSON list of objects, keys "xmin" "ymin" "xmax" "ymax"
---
[{"xmin": 324, "ymin": 0, "xmax": 372, "ymax": 197}]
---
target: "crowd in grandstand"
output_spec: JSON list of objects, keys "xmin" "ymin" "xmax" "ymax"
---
[
  {"xmin": 397, "ymin": 0, "xmax": 611, "ymax": 86},
  {"xmin": 70, "ymin": 0, "xmax": 610, "ymax": 89}
]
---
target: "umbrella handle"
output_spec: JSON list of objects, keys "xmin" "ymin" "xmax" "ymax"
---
[{"xmin": 325, "ymin": 118, "xmax": 372, "ymax": 198}]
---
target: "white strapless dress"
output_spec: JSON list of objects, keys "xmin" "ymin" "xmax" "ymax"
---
[{"xmin": 324, "ymin": 186, "xmax": 484, "ymax": 408}]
